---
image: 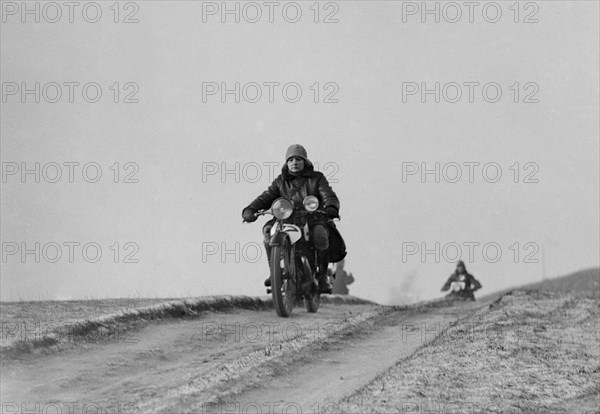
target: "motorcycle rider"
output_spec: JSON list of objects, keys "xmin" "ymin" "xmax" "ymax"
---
[
  {"xmin": 242, "ymin": 144, "xmax": 340, "ymax": 294},
  {"xmin": 441, "ymin": 260, "xmax": 482, "ymax": 300}
]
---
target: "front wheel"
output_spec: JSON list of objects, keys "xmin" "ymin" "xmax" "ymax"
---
[
  {"xmin": 301, "ymin": 256, "xmax": 321, "ymax": 313},
  {"xmin": 304, "ymin": 292, "xmax": 321, "ymax": 313},
  {"xmin": 271, "ymin": 241, "xmax": 295, "ymax": 317}
]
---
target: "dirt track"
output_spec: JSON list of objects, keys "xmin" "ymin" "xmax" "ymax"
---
[{"xmin": 1, "ymin": 298, "xmax": 488, "ymax": 414}]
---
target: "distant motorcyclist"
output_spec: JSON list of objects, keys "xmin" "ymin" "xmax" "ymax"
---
[
  {"xmin": 242, "ymin": 144, "xmax": 340, "ymax": 294},
  {"xmin": 441, "ymin": 260, "xmax": 482, "ymax": 301}
]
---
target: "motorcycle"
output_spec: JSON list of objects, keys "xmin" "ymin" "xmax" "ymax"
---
[
  {"xmin": 444, "ymin": 279, "xmax": 476, "ymax": 301},
  {"xmin": 255, "ymin": 195, "xmax": 329, "ymax": 317}
]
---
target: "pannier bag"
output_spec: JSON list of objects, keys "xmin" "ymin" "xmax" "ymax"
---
[{"xmin": 327, "ymin": 221, "xmax": 347, "ymax": 263}]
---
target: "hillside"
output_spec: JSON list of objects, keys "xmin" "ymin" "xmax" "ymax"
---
[{"xmin": 521, "ymin": 267, "xmax": 600, "ymax": 294}]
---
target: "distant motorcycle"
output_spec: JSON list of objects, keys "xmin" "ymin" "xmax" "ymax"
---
[
  {"xmin": 255, "ymin": 196, "xmax": 329, "ymax": 317},
  {"xmin": 444, "ymin": 278, "xmax": 476, "ymax": 301},
  {"xmin": 441, "ymin": 261, "xmax": 482, "ymax": 301}
]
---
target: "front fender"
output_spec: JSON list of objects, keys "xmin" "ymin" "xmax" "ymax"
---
[
  {"xmin": 269, "ymin": 232, "xmax": 286, "ymax": 247},
  {"xmin": 269, "ymin": 223, "xmax": 302, "ymax": 245}
]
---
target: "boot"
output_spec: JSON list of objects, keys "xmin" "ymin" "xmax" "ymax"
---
[
  {"xmin": 318, "ymin": 275, "xmax": 333, "ymax": 294},
  {"xmin": 315, "ymin": 250, "xmax": 332, "ymax": 293}
]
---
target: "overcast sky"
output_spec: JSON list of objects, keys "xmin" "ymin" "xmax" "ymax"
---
[{"xmin": 1, "ymin": 1, "xmax": 598, "ymax": 303}]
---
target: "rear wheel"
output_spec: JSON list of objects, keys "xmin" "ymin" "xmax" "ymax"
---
[{"xmin": 271, "ymin": 241, "xmax": 295, "ymax": 317}]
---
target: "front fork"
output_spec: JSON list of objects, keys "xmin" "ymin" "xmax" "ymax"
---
[
  {"xmin": 269, "ymin": 220, "xmax": 324, "ymax": 286},
  {"xmin": 269, "ymin": 224, "xmax": 294, "ymax": 279}
]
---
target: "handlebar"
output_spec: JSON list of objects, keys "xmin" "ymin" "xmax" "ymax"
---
[
  {"xmin": 257, "ymin": 208, "xmax": 327, "ymax": 217},
  {"xmin": 241, "ymin": 209, "xmax": 270, "ymax": 223},
  {"xmin": 243, "ymin": 208, "xmax": 336, "ymax": 223}
]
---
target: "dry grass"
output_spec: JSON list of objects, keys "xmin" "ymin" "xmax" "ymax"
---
[
  {"xmin": 0, "ymin": 294, "xmax": 374, "ymax": 357},
  {"xmin": 0, "ymin": 297, "xmax": 182, "ymax": 328},
  {"xmin": 334, "ymin": 290, "xmax": 600, "ymax": 414}
]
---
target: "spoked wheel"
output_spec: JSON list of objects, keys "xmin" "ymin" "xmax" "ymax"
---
[
  {"xmin": 301, "ymin": 256, "xmax": 321, "ymax": 313},
  {"xmin": 271, "ymin": 241, "xmax": 295, "ymax": 317}
]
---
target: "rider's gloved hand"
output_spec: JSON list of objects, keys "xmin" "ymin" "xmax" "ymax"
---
[
  {"xmin": 242, "ymin": 207, "xmax": 258, "ymax": 223},
  {"xmin": 325, "ymin": 206, "xmax": 339, "ymax": 219}
]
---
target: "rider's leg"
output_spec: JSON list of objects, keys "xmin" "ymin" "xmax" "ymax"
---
[
  {"xmin": 312, "ymin": 224, "xmax": 329, "ymax": 252},
  {"xmin": 262, "ymin": 219, "xmax": 275, "ymax": 287},
  {"xmin": 312, "ymin": 224, "xmax": 333, "ymax": 293},
  {"xmin": 317, "ymin": 251, "xmax": 329, "ymax": 275}
]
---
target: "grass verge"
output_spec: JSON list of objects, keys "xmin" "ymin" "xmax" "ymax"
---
[
  {"xmin": 333, "ymin": 290, "xmax": 600, "ymax": 414},
  {"xmin": 1, "ymin": 295, "xmax": 374, "ymax": 358}
]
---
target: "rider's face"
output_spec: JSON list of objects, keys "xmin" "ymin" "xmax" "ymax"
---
[{"xmin": 287, "ymin": 156, "xmax": 305, "ymax": 173}]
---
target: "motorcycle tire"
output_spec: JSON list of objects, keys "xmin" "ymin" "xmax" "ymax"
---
[
  {"xmin": 271, "ymin": 241, "xmax": 295, "ymax": 317},
  {"xmin": 301, "ymin": 256, "xmax": 320, "ymax": 313}
]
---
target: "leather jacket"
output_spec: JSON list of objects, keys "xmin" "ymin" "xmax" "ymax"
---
[{"xmin": 244, "ymin": 162, "xmax": 340, "ymax": 214}]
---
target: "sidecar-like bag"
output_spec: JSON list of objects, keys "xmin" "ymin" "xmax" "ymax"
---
[{"xmin": 326, "ymin": 221, "xmax": 347, "ymax": 263}]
